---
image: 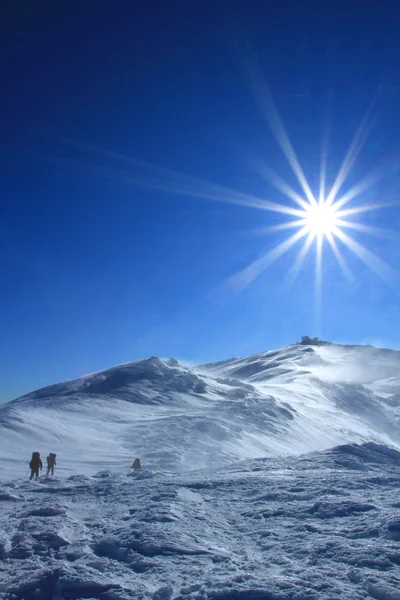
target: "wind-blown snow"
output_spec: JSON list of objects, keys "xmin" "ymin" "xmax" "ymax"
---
[
  {"xmin": 1, "ymin": 342, "xmax": 400, "ymax": 598},
  {"xmin": 1, "ymin": 343, "xmax": 399, "ymax": 479}
]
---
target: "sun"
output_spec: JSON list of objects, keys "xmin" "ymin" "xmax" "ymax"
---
[
  {"xmin": 67, "ymin": 63, "xmax": 398, "ymax": 308},
  {"xmin": 303, "ymin": 201, "xmax": 339, "ymax": 236}
]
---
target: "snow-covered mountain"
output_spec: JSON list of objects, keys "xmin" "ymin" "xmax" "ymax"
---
[
  {"xmin": 2, "ymin": 342, "xmax": 400, "ymax": 599},
  {"xmin": 1, "ymin": 342, "xmax": 400, "ymax": 479}
]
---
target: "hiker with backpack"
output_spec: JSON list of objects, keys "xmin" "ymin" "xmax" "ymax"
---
[
  {"xmin": 131, "ymin": 458, "xmax": 141, "ymax": 472},
  {"xmin": 29, "ymin": 452, "xmax": 43, "ymax": 480},
  {"xmin": 46, "ymin": 453, "xmax": 57, "ymax": 476}
]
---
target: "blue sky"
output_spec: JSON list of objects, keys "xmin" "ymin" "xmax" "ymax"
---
[{"xmin": 1, "ymin": 1, "xmax": 400, "ymax": 401}]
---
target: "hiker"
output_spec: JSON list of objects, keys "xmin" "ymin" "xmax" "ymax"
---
[
  {"xmin": 29, "ymin": 452, "xmax": 43, "ymax": 480},
  {"xmin": 46, "ymin": 453, "xmax": 57, "ymax": 476},
  {"xmin": 131, "ymin": 458, "xmax": 141, "ymax": 472}
]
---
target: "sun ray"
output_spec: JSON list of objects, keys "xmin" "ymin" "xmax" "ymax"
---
[
  {"xmin": 230, "ymin": 226, "xmax": 309, "ymax": 289},
  {"xmin": 325, "ymin": 232, "xmax": 354, "ymax": 283},
  {"xmin": 60, "ymin": 137, "xmax": 307, "ymax": 217},
  {"xmin": 252, "ymin": 220, "xmax": 308, "ymax": 235},
  {"xmin": 251, "ymin": 161, "xmax": 311, "ymax": 210},
  {"xmin": 314, "ymin": 233, "xmax": 323, "ymax": 337},
  {"xmin": 286, "ymin": 232, "xmax": 316, "ymax": 284},
  {"xmin": 319, "ymin": 95, "xmax": 332, "ymax": 205},
  {"xmin": 251, "ymin": 83, "xmax": 317, "ymax": 206},
  {"xmin": 136, "ymin": 177, "xmax": 308, "ymax": 217},
  {"xmin": 335, "ymin": 202, "xmax": 397, "ymax": 219},
  {"xmin": 319, "ymin": 150, "xmax": 327, "ymax": 205},
  {"xmin": 336, "ymin": 219, "xmax": 399, "ymax": 239},
  {"xmin": 237, "ymin": 41, "xmax": 317, "ymax": 206},
  {"xmin": 334, "ymin": 227, "xmax": 400, "ymax": 289},
  {"xmin": 332, "ymin": 169, "xmax": 385, "ymax": 210},
  {"xmin": 325, "ymin": 96, "xmax": 377, "ymax": 206}
]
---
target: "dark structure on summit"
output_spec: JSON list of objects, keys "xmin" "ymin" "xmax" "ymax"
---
[{"xmin": 300, "ymin": 336, "xmax": 319, "ymax": 346}]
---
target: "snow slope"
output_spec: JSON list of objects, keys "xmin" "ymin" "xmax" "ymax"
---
[
  {"xmin": 1, "ymin": 343, "xmax": 400, "ymax": 599},
  {"xmin": 1, "ymin": 442, "xmax": 400, "ymax": 599},
  {"xmin": 1, "ymin": 343, "xmax": 400, "ymax": 480}
]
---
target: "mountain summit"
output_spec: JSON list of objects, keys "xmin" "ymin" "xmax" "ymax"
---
[{"xmin": 1, "ymin": 343, "xmax": 399, "ymax": 479}]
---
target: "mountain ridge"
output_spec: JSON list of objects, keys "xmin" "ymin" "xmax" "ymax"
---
[
  {"xmin": 1, "ymin": 342, "xmax": 400, "ymax": 479},
  {"xmin": 7, "ymin": 340, "xmax": 400, "ymax": 405}
]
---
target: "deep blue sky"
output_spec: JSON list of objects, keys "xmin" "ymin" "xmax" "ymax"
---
[{"xmin": 1, "ymin": 0, "xmax": 400, "ymax": 401}]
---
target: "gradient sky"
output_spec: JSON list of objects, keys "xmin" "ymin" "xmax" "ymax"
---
[{"xmin": 2, "ymin": 0, "xmax": 400, "ymax": 402}]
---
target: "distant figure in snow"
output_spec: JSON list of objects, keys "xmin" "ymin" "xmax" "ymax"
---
[
  {"xmin": 46, "ymin": 453, "xmax": 57, "ymax": 476},
  {"xmin": 29, "ymin": 452, "xmax": 43, "ymax": 480},
  {"xmin": 131, "ymin": 458, "xmax": 141, "ymax": 472}
]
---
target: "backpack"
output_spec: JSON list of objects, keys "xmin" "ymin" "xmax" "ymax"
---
[
  {"xmin": 30, "ymin": 452, "xmax": 41, "ymax": 468},
  {"xmin": 47, "ymin": 453, "xmax": 56, "ymax": 465}
]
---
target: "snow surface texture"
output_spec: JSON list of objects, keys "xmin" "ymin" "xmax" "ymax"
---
[
  {"xmin": 1, "ymin": 343, "xmax": 400, "ymax": 598},
  {"xmin": 1, "ymin": 343, "xmax": 400, "ymax": 479},
  {"xmin": 1, "ymin": 443, "xmax": 400, "ymax": 599}
]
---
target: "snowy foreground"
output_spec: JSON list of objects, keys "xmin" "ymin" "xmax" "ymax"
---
[{"xmin": 1, "ymin": 442, "xmax": 400, "ymax": 600}]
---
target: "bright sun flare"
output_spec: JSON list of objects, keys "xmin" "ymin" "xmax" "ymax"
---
[
  {"xmin": 304, "ymin": 202, "xmax": 338, "ymax": 236},
  {"xmin": 221, "ymin": 60, "xmax": 400, "ymax": 301},
  {"xmin": 74, "ymin": 44, "xmax": 399, "ymax": 319}
]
